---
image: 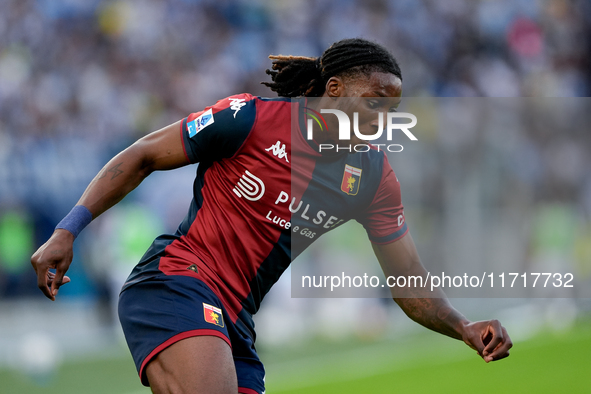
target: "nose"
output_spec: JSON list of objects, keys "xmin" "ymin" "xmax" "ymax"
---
[{"xmin": 369, "ymin": 113, "xmax": 384, "ymax": 130}]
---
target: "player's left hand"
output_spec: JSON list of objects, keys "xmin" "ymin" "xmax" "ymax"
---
[{"xmin": 459, "ymin": 320, "xmax": 512, "ymax": 363}]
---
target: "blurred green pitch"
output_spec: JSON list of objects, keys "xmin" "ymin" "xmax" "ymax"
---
[
  {"xmin": 266, "ymin": 323, "xmax": 591, "ymax": 393},
  {"xmin": 2, "ymin": 322, "xmax": 589, "ymax": 394}
]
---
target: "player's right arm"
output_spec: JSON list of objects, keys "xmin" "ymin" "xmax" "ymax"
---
[
  {"xmin": 31, "ymin": 120, "xmax": 188, "ymax": 301},
  {"xmin": 79, "ymin": 120, "xmax": 188, "ymax": 216}
]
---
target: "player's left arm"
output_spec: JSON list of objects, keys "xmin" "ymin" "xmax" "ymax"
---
[{"xmin": 372, "ymin": 233, "xmax": 512, "ymax": 363}]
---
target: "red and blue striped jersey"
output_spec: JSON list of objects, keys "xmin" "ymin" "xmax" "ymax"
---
[{"xmin": 123, "ymin": 94, "xmax": 408, "ymax": 323}]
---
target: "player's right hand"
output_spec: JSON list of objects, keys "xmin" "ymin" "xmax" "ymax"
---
[{"xmin": 31, "ymin": 229, "xmax": 74, "ymax": 301}]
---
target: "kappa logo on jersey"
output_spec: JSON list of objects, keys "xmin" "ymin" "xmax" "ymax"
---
[
  {"xmin": 229, "ymin": 98, "xmax": 246, "ymax": 118},
  {"xmin": 203, "ymin": 303, "xmax": 224, "ymax": 327},
  {"xmin": 187, "ymin": 108, "xmax": 214, "ymax": 137},
  {"xmin": 265, "ymin": 140, "xmax": 289, "ymax": 163},
  {"xmin": 341, "ymin": 164, "xmax": 362, "ymax": 195},
  {"xmin": 232, "ymin": 170, "xmax": 266, "ymax": 201}
]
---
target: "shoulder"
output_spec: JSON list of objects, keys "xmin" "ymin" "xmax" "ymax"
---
[
  {"xmin": 188, "ymin": 93, "xmax": 256, "ymax": 120},
  {"xmin": 182, "ymin": 94, "xmax": 262, "ymax": 163},
  {"xmin": 188, "ymin": 94, "xmax": 291, "ymax": 122},
  {"xmin": 356, "ymin": 147, "xmax": 390, "ymax": 182}
]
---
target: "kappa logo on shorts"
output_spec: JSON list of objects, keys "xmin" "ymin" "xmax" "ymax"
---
[{"xmin": 203, "ymin": 303, "xmax": 224, "ymax": 327}]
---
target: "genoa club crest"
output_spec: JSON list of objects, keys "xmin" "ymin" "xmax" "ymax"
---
[
  {"xmin": 203, "ymin": 303, "xmax": 224, "ymax": 327},
  {"xmin": 341, "ymin": 164, "xmax": 362, "ymax": 195}
]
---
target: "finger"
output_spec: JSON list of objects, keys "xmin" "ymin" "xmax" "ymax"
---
[
  {"xmin": 494, "ymin": 348, "xmax": 511, "ymax": 360},
  {"xmin": 37, "ymin": 267, "xmax": 55, "ymax": 301},
  {"xmin": 486, "ymin": 327, "xmax": 513, "ymax": 362},
  {"xmin": 467, "ymin": 332, "xmax": 485, "ymax": 357},
  {"xmin": 485, "ymin": 350, "xmax": 511, "ymax": 362},
  {"xmin": 47, "ymin": 272, "xmax": 71, "ymax": 286},
  {"xmin": 50, "ymin": 264, "xmax": 68, "ymax": 297},
  {"xmin": 483, "ymin": 321, "xmax": 504, "ymax": 357}
]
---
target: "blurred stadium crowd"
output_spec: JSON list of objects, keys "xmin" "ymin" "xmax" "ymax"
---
[{"xmin": 0, "ymin": 0, "xmax": 590, "ymax": 306}]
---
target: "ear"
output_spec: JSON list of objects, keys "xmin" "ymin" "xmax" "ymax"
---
[{"xmin": 325, "ymin": 76, "xmax": 346, "ymax": 98}]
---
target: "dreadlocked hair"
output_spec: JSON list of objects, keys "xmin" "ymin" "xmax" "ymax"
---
[
  {"xmin": 262, "ymin": 38, "xmax": 402, "ymax": 97},
  {"xmin": 262, "ymin": 55, "xmax": 325, "ymax": 97}
]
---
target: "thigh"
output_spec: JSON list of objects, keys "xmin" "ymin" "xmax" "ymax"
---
[
  {"xmin": 228, "ymin": 314, "xmax": 266, "ymax": 394},
  {"xmin": 146, "ymin": 335, "xmax": 237, "ymax": 394},
  {"xmin": 118, "ymin": 275, "xmax": 234, "ymax": 387},
  {"xmin": 118, "ymin": 275, "xmax": 265, "ymax": 393}
]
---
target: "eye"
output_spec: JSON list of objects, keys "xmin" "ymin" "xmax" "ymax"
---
[{"xmin": 367, "ymin": 100, "xmax": 379, "ymax": 109}]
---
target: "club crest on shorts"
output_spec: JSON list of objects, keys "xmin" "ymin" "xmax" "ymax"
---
[
  {"xmin": 203, "ymin": 303, "xmax": 224, "ymax": 327},
  {"xmin": 341, "ymin": 164, "xmax": 362, "ymax": 195}
]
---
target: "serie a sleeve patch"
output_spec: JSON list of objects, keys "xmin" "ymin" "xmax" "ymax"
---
[
  {"xmin": 187, "ymin": 108, "xmax": 214, "ymax": 137},
  {"xmin": 181, "ymin": 94, "xmax": 257, "ymax": 164}
]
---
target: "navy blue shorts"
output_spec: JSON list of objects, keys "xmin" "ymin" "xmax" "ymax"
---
[{"xmin": 118, "ymin": 274, "xmax": 265, "ymax": 394}]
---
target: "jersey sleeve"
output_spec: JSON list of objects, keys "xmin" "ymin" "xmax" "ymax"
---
[
  {"xmin": 180, "ymin": 93, "xmax": 257, "ymax": 164},
  {"xmin": 357, "ymin": 155, "xmax": 409, "ymax": 244}
]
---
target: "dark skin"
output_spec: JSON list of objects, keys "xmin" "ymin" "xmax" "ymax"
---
[
  {"xmin": 31, "ymin": 70, "xmax": 510, "ymax": 393},
  {"xmin": 308, "ymin": 72, "xmax": 403, "ymax": 148},
  {"xmin": 31, "ymin": 120, "xmax": 188, "ymax": 301},
  {"xmin": 310, "ymin": 72, "xmax": 512, "ymax": 362}
]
